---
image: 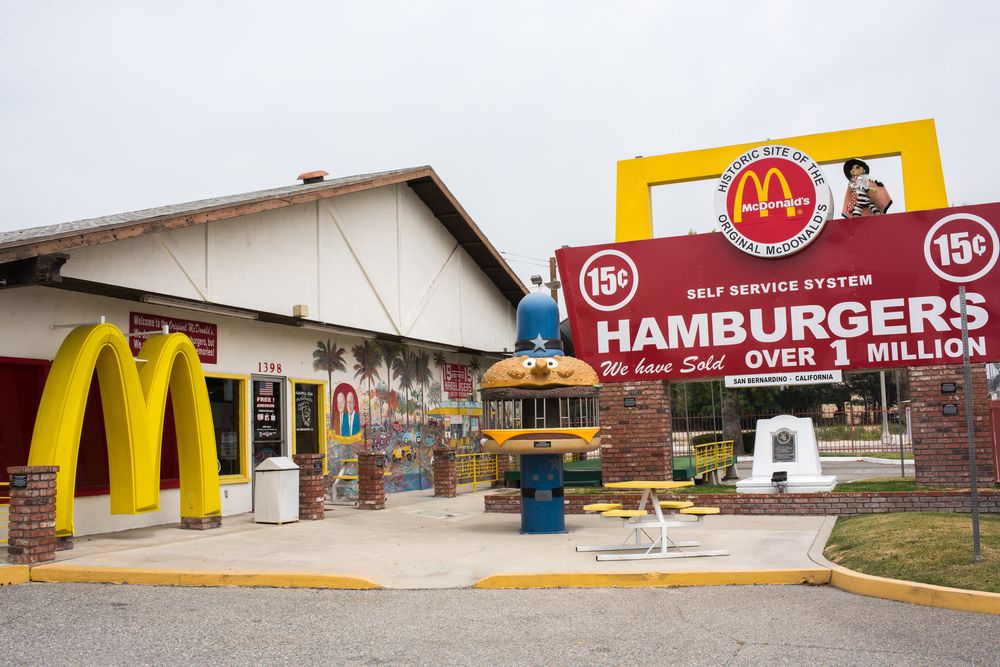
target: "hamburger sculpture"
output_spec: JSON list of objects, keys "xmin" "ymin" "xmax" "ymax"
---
[{"xmin": 480, "ymin": 290, "xmax": 601, "ymax": 534}]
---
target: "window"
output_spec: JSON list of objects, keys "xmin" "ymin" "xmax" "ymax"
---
[
  {"xmin": 206, "ymin": 375, "xmax": 247, "ymax": 481},
  {"xmin": 291, "ymin": 380, "xmax": 326, "ymax": 473}
]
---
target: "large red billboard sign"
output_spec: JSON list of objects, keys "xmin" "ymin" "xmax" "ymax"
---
[{"xmin": 556, "ymin": 203, "xmax": 1000, "ymax": 383}]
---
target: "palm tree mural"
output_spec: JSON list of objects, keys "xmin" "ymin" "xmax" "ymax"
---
[
  {"xmin": 312, "ymin": 339, "xmax": 347, "ymax": 389},
  {"xmin": 428, "ymin": 381, "xmax": 442, "ymax": 406},
  {"xmin": 392, "ymin": 346, "xmax": 416, "ymax": 427},
  {"xmin": 467, "ymin": 355, "xmax": 482, "ymax": 403},
  {"xmin": 352, "ymin": 340, "xmax": 381, "ymax": 446},
  {"xmin": 414, "ymin": 350, "xmax": 433, "ymax": 425},
  {"xmin": 432, "ymin": 351, "xmax": 446, "ymax": 370},
  {"xmin": 376, "ymin": 341, "xmax": 402, "ymax": 418}
]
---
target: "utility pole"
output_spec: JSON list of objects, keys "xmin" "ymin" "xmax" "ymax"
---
[{"xmin": 549, "ymin": 256, "xmax": 559, "ymax": 304}]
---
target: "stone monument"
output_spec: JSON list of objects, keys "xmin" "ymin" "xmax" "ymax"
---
[{"xmin": 736, "ymin": 415, "xmax": 837, "ymax": 493}]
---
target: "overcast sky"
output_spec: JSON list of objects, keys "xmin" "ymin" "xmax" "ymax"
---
[{"xmin": 2, "ymin": 1, "xmax": 998, "ymax": 290}]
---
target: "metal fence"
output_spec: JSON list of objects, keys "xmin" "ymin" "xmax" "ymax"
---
[
  {"xmin": 671, "ymin": 408, "xmax": 912, "ymax": 455},
  {"xmin": 455, "ymin": 453, "xmax": 499, "ymax": 492}
]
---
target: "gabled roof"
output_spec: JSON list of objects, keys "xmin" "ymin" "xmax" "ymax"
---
[{"xmin": 0, "ymin": 166, "xmax": 528, "ymax": 307}]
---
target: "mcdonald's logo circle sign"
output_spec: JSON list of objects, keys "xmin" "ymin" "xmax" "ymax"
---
[{"xmin": 714, "ymin": 144, "xmax": 833, "ymax": 258}]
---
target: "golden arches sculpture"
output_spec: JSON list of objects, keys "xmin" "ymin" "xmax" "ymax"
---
[{"xmin": 27, "ymin": 323, "xmax": 221, "ymax": 537}]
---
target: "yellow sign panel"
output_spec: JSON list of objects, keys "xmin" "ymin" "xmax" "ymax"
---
[
  {"xmin": 28, "ymin": 324, "xmax": 221, "ymax": 537},
  {"xmin": 616, "ymin": 119, "xmax": 947, "ymax": 241}
]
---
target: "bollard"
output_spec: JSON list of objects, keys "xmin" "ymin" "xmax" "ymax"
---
[
  {"xmin": 433, "ymin": 446, "xmax": 457, "ymax": 497},
  {"xmin": 356, "ymin": 451, "xmax": 386, "ymax": 510},
  {"xmin": 293, "ymin": 453, "xmax": 327, "ymax": 520}
]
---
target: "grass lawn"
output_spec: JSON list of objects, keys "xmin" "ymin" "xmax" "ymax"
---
[{"xmin": 824, "ymin": 512, "xmax": 1000, "ymax": 593}]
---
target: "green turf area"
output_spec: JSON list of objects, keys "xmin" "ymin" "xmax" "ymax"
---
[{"xmin": 824, "ymin": 513, "xmax": 1000, "ymax": 593}]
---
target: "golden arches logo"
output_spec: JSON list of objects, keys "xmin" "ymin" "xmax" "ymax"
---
[
  {"xmin": 733, "ymin": 168, "xmax": 794, "ymax": 223},
  {"xmin": 27, "ymin": 323, "xmax": 221, "ymax": 537}
]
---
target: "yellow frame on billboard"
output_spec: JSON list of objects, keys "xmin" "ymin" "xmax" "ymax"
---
[{"xmin": 616, "ymin": 119, "xmax": 948, "ymax": 242}]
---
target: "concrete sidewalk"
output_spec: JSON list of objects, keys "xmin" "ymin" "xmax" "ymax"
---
[{"xmin": 24, "ymin": 489, "xmax": 828, "ymax": 589}]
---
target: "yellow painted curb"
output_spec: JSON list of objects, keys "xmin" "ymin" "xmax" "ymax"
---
[
  {"xmin": 829, "ymin": 568, "xmax": 1000, "ymax": 616},
  {"xmin": 0, "ymin": 565, "xmax": 30, "ymax": 586},
  {"xmin": 30, "ymin": 564, "xmax": 381, "ymax": 590},
  {"xmin": 475, "ymin": 568, "xmax": 832, "ymax": 589}
]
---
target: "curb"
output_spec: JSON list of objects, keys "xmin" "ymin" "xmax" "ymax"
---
[
  {"xmin": 474, "ymin": 569, "xmax": 831, "ymax": 589},
  {"xmin": 29, "ymin": 564, "xmax": 381, "ymax": 590},
  {"xmin": 0, "ymin": 564, "xmax": 30, "ymax": 586},
  {"xmin": 809, "ymin": 516, "xmax": 1000, "ymax": 615}
]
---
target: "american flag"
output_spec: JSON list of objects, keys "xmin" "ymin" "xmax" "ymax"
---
[{"xmin": 258, "ymin": 382, "xmax": 274, "ymax": 396}]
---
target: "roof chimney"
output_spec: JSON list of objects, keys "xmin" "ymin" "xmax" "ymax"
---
[{"xmin": 297, "ymin": 170, "xmax": 328, "ymax": 185}]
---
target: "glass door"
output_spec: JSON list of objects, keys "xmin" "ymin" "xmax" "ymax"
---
[{"xmin": 251, "ymin": 376, "xmax": 285, "ymax": 468}]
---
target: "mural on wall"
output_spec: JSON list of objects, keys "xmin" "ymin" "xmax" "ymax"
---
[{"xmin": 313, "ymin": 337, "xmax": 490, "ymax": 496}]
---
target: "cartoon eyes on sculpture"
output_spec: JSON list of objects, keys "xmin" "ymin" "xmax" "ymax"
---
[
  {"xmin": 545, "ymin": 359, "xmax": 558, "ymax": 368},
  {"xmin": 522, "ymin": 359, "xmax": 536, "ymax": 369}
]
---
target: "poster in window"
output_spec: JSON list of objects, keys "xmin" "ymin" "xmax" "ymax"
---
[
  {"xmin": 295, "ymin": 384, "xmax": 320, "ymax": 454},
  {"xmin": 253, "ymin": 380, "xmax": 281, "ymax": 442}
]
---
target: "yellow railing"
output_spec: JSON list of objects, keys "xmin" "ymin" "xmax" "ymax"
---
[
  {"xmin": 0, "ymin": 481, "xmax": 9, "ymax": 544},
  {"xmin": 694, "ymin": 440, "xmax": 735, "ymax": 477},
  {"xmin": 455, "ymin": 453, "xmax": 499, "ymax": 492}
]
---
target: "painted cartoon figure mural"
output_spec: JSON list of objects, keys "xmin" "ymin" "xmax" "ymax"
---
[{"xmin": 314, "ymin": 338, "xmax": 487, "ymax": 497}]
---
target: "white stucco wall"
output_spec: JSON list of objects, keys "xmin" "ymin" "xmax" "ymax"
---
[{"xmin": 62, "ymin": 184, "xmax": 517, "ymax": 352}]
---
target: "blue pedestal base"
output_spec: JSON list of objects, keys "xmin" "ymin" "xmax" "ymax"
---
[{"xmin": 520, "ymin": 453, "xmax": 566, "ymax": 534}]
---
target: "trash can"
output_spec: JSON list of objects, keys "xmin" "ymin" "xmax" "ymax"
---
[{"xmin": 253, "ymin": 457, "xmax": 300, "ymax": 524}]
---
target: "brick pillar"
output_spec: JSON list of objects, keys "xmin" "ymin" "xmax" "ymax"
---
[
  {"xmin": 493, "ymin": 453, "xmax": 510, "ymax": 488},
  {"xmin": 356, "ymin": 450, "xmax": 386, "ymax": 510},
  {"xmin": 909, "ymin": 363, "xmax": 995, "ymax": 486},
  {"xmin": 293, "ymin": 453, "xmax": 326, "ymax": 520},
  {"xmin": 6, "ymin": 465, "xmax": 58, "ymax": 565},
  {"xmin": 598, "ymin": 381, "xmax": 672, "ymax": 484},
  {"xmin": 433, "ymin": 446, "xmax": 457, "ymax": 497}
]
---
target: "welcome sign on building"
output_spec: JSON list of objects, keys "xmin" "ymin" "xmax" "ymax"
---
[{"xmin": 557, "ymin": 202, "xmax": 1000, "ymax": 384}]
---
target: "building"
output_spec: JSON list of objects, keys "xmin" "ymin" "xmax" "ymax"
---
[{"xmin": 0, "ymin": 167, "xmax": 526, "ymax": 536}]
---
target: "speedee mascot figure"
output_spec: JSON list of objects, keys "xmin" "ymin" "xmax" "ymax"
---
[{"xmin": 842, "ymin": 158, "xmax": 893, "ymax": 218}]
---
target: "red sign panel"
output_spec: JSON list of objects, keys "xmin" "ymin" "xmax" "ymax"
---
[
  {"xmin": 557, "ymin": 204, "xmax": 1000, "ymax": 383},
  {"xmin": 129, "ymin": 312, "xmax": 218, "ymax": 364},
  {"xmin": 442, "ymin": 363, "xmax": 473, "ymax": 398}
]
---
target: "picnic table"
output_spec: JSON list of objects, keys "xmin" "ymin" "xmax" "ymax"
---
[{"xmin": 576, "ymin": 480, "xmax": 730, "ymax": 561}]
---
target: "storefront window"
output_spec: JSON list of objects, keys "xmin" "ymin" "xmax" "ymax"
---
[
  {"xmin": 206, "ymin": 376, "xmax": 245, "ymax": 478},
  {"xmin": 292, "ymin": 381, "xmax": 325, "ymax": 463}
]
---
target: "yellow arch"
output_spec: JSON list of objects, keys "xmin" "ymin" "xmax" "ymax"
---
[
  {"xmin": 27, "ymin": 324, "xmax": 221, "ymax": 537},
  {"xmin": 733, "ymin": 168, "xmax": 794, "ymax": 222},
  {"xmin": 616, "ymin": 119, "xmax": 947, "ymax": 241}
]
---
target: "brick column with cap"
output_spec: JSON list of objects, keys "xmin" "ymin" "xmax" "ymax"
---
[
  {"xmin": 909, "ymin": 363, "xmax": 995, "ymax": 486},
  {"xmin": 599, "ymin": 380, "xmax": 673, "ymax": 484},
  {"xmin": 6, "ymin": 465, "xmax": 58, "ymax": 565},
  {"xmin": 493, "ymin": 453, "xmax": 510, "ymax": 489},
  {"xmin": 433, "ymin": 446, "xmax": 457, "ymax": 497},
  {"xmin": 293, "ymin": 453, "xmax": 326, "ymax": 520},
  {"xmin": 356, "ymin": 450, "xmax": 386, "ymax": 510}
]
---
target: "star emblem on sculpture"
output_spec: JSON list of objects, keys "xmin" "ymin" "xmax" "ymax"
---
[{"xmin": 530, "ymin": 334, "xmax": 547, "ymax": 351}]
